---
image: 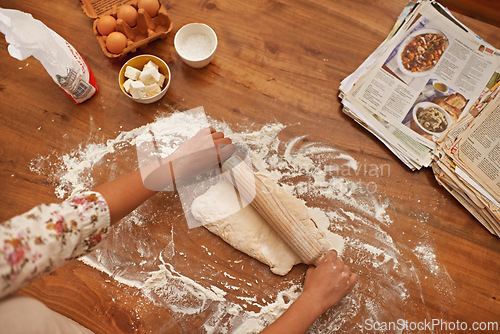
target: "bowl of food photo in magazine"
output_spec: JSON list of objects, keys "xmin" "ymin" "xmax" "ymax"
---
[
  {"xmin": 411, "ymin": 101, "xmax": 452, "ymax": 137},
  {"xmin": 397, "ymin": 28, "xmax": 449, "ymax": 77}
]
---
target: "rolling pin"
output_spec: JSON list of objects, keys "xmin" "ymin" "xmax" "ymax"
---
[{"xmin": 222, "ymin": 156, "xmax": 328, "ymax": 265}]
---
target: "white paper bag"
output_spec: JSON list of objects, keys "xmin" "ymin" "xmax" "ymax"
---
[{"xmin": 0, "ymin": 8, "xmax": 97, "ymax": 104}]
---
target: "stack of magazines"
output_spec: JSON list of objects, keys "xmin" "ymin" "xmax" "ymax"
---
[{"xmin": 340, "ymin": 0, "xmax": 500, "ymax": 236}]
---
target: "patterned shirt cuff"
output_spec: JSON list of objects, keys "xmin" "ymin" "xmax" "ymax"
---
[{"xmin": 66, "ymin": 191, "xmax": 111, "ymax": 258}]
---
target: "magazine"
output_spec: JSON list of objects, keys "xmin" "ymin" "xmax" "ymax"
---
[{"xmin": 339, "ymin": 0, "xmax": 500, "ymax": 236}]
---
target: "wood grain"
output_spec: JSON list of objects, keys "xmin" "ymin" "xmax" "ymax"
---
[
  {"xmin": 0, "ymin": 0, "xmax": 499, "ymax": 333},
  {"xmin": 439, "ymin": 0, "xmax": 500, "ymax": 28}
]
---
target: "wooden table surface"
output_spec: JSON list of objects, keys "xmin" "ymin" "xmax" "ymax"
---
[{"xmin": 1, "ymin": 0, "xmax": 499, "ymax": 333}]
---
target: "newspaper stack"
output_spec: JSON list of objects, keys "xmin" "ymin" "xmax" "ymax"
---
[{"xmin": 339, "ymin": 0, "xmax": 500, "ymax": 236}]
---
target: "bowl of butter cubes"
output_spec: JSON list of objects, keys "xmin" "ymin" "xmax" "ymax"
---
[{"xmin": 119, "ymin": 54, "xmax": 171, "ymax": 103}]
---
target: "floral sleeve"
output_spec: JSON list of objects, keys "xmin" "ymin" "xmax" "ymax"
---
[{"xmin": 0, "ymin": 191, "xmax": 110, "ymax": 299}]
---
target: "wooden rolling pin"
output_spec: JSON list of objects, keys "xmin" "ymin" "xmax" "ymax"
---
[{"xmin": 222, "ymin": 156, "xmax": 328, "ymax": 265}]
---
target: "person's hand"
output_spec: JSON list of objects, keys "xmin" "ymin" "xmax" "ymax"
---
[
  {"xmin": 169, "ymin": 127, "xmax": 236, "ymax": 179},
  {"xmin": 300, "ymin": 249, "xmax": 358, "ymax": 316},
  {"xmin": 141, "ymin": 127, "xmax": 236, "ymax": 190},
  {"xmin": 261, "ymin": 250, "xmax": 358, "ymax": 334},
  {"xmin": 169, "ymin": 127, "xmax": 235, "ymax": 166}
]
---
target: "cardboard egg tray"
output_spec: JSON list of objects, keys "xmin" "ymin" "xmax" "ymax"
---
[{"xmin": 81, "ymin": 0, "xmax": 173, "ymax": 58}]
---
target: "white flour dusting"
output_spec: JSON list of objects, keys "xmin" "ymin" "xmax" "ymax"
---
[{"xmin": 30, "ymin": 109, "xmax": 455, "ymax": 333}]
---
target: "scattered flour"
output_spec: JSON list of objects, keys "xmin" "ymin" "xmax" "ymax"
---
[
  {"xmin": 414, "ymin": 244, "xmax": 440, "ymax": 276},
  {"xmin": 30, "ymin": 109, "xmax": 456, "ymax": 333}
]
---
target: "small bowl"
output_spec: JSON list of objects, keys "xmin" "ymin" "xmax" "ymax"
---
[
  {"xmin": 174, "ymin": 23, "xmax": 217, "ymax": 68},
  {"xmin": 411, "ymin": 102, "xmax": 451, "ymax": 136},
  {"xmin": 397, "ymin": 29, "xmax": 448, "ymax": 77},
  {"xmin": 119, "ymin": 54, "xmax": 171, "ymax": 104}
]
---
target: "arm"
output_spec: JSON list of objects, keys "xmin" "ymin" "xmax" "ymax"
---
[
  {"xmin": 95, "ymin": 127, "xmax": 235, "ymax": 225},
  {"xmin": 262, "ymin": 250, "xmax": 358, "ymax": 334},
  {"xmin": 0, "ymin": 127, "xmax": 235, "ymax": 298},
  {"xmin": 0, "ymin": 192, "xmax": 110, "ymax": 299}
]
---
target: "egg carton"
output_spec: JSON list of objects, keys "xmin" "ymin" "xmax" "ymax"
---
[{"xmin": 81, "ymin": 0, "xmax": 173, "ymax": 58}]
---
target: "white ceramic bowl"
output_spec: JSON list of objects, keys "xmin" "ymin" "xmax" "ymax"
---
[
  {"xmin": 119, "ymin": 54, "xmax": 171, "ymax": 104},
  {"xmin": 174, "ymin": 23, "xmax": 217, "ymax": 68},
  {"xmin": 397, "ymin": 29, "xmax": 448, "ymax": 77},
  {"xmin": 412, "ymin": 101, "xmax": 451, "ymax": 135}
]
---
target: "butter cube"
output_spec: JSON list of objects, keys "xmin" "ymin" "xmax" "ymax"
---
[
  {"xmin": 129, "ymin": 80, "xmax": 146, "ymax": 99},
  {"xmin": 123, "ymin": 79, "xmax": 133, "ymax": 93},
  {"xmin": 158, "ymin": 73, "xmax": 166, "ymax": 88},
  {"xmin": 145, "ymin": 83, "xmax": 161, "ymax": 97},
  {"xmin": 139, "ymin": 67, "xmax": 161, "ymax": 85},
  {"xmin": 143, "ymin": 60, "xmax": 159, "ymax": 71},
  {"xmin": 124, "ymin": 66, "xmax": 141, "ymax": 81}
]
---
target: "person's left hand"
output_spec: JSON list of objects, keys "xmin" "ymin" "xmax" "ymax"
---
[
  {"xmin": 141, "ymin": 127, "xmax": 236, "ymax": 190},
  {"xmin": 170, "ymin": 127, "xmax": 235, "ymax": 165}
]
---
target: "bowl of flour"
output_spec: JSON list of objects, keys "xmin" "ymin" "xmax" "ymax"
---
[{"xmin": 174, "ymin": 23, "xmax": 217, "ymax": 68}]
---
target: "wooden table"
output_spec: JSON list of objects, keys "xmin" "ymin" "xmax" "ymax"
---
[{"xmin": 1, "ymin": 0, "xmax": 499, "ymax": 333}]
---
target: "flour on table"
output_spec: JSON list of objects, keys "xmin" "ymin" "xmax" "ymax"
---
[
  {"xmin": 191, "ymin": 178, "xmax": 302, "ymax": 276},
  {"xmin": 29, "ymin": 108, "xmax": 456, "ymax": 333},
  {"xmin": 191, "ymin": 173, "xmax": 344, "ymax": 276}
]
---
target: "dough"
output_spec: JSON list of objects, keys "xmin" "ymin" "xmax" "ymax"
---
[{"xmin": 191, "ymin": 173, "xmax": 343, "ymax": 275}]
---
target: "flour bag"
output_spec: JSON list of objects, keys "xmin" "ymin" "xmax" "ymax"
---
[{"xmin": 0, "ymin": 8, "xmax": 97, "ymax": 103}]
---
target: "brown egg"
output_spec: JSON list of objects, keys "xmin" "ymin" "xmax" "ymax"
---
[
  {"xmin": 138, "ymin": 0, "xmax": 160, "ymax": 17},
  {"xmin": 117, "ymin": 5, "xmax": 138, "ymax": 27},
  {"xmin": 106, "ymin": 31, "xmax": 128, "ymax": 54},
  {"xmin": 96, "ymin": 15, "xmax": 116, "ymax": 36}
]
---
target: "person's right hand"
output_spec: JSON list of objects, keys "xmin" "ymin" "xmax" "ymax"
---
[
  {"xmin": 300, "ymin": 249, "xmax": 358, "ymax": 316},
  {"xmin": 260, "ymin": 250, "xmax": 358, "ymax": 334}
]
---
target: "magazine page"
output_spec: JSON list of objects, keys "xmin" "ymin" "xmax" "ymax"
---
[
  {"xmin": 468, "ymin": 70, "xmax": 500, "ymax": 117},
  {"xmin": 342, "ymin": 106, "xmax": 423, "ymax": 169},
  {"xmin": 451, "ymin": 93, "xmax": 500, "ymax": 200},
  {"xmin": 433, "ymin": 157, "xmax": 500, "ymax": 236},
  {"xmin": 344, "ymin": 1, "xmax": 500, "ymax": 152},
  {"xmin": 435, "ymin": 65, "xmax": 500, "ymax": 154},
  {"xmin": 342, "ymin": 99, "xmax": 432, "ymax": 169}
]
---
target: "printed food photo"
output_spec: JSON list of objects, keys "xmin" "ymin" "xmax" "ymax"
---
[{"xmin": 398, "ymin": 29, "xmax": 448, "ymax": 76}]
